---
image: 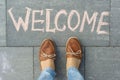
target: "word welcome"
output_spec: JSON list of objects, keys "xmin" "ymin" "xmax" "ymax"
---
[{"xmin": 8, "ymin": 7, "xmax": 109, "ymax": 34}]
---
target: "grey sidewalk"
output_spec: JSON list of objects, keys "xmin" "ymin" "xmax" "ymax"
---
[{"xmin": 0, "ymin": 0, "xmax": 120, "ymax": 80}]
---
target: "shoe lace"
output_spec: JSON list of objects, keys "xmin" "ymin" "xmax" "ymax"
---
[
  {"xmin": 66, "ymin": 46, "xmax": 82, "ymax": 56},
  {"xmin": 41, "ymin": 51, "xmax": 56, "ymax": 59}
]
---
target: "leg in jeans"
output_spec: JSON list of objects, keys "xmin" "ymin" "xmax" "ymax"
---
[
  {"xmin": 66, "ymin": 37, "xmax": 84, "ymax": 80},
  {"xmin": 38, "ymin": 39, "xmax": 56, "ymax": 80},
  {"xmin": 37, "ymin": 68, "xmax": 56, "ymax": 80},
  {"xmin": 67, "ymin": 67, "xmax": 84, "ymax": 80}
]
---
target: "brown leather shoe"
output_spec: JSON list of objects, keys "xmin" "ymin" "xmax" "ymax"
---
[
  {"xmin": 66, "ymin": 37, "xmax": 82, "ymax": 69},
  {"xmin": 39, "ymin": 39, "xmax": 56, "ymax": 70}
]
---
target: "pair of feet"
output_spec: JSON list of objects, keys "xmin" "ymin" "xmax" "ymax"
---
[{"xmin": 39, "ymin": 37, "xmax": 82, "ymax": 71}]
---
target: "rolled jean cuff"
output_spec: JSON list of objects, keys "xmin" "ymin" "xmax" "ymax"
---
[
  {"xmin": 41, "ymin": 68, "xmax": 56, "ymax": 77},
  {"xmin": 67, "ymin": 67, "xmax": 84, "ymax": 80},
  {"xmin": 67, "ymin": 67, "xmax": 78, "ymax": 71}
]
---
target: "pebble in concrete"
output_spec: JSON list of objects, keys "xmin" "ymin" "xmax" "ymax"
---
[
  {"xmin": 0, "ymin": 0, "xmax": 6, "ymax": 46},
  {"xmin": 0, "ymin": 47, "xmax": 33, "ymax": 80},
  {"xmin": 111, "ymin": 0, "xmax": 120, "ymax": 8},
  {"xmin": 85, "ymin": 47, "xmax": 120, "ymax": 80},
  {"xmin": 110, "ymin": 8, "xmax": 120, "ymax": 46}
]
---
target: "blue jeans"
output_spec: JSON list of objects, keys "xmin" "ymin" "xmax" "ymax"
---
[{"xmin": 37, "ymin": 67, "xmax": 84, "ymax": 80}]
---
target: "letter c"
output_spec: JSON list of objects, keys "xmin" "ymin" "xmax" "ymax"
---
[{"xmin": 55, "ymin": 9, "xmax": 67, "ymax": 31}]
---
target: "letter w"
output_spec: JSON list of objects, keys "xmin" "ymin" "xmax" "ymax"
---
[{"xmin": 8, "ymin": 7, "xmax": 31, "ymax": 31}]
